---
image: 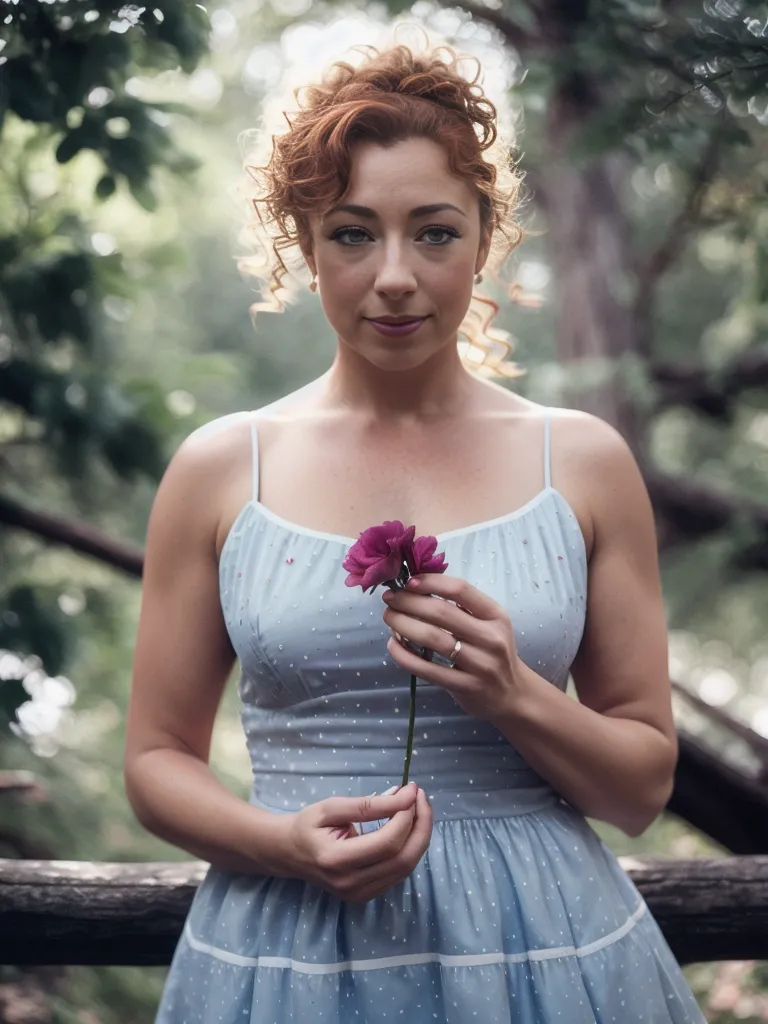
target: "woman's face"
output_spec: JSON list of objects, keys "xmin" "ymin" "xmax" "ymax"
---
[{"xmin": 306, "ymin": 136, "xmax": 489, "ymax": 372}]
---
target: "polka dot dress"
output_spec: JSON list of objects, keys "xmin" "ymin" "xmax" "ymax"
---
[{"xmin": 154, "ymin": 412, "xmax": 706, "ymax": 1023}]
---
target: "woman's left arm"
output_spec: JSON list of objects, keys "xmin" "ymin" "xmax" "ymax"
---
[
  {"xmin": 383, "ymin": 417, "xmax": 678, "ymax": 838},
  {"xmin": 494, "ymin": 419, "xmax": 678, "ymax": 837}
]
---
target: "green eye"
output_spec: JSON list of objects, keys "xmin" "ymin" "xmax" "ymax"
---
[
  {"xmin": 421, "ymin": 226, "xmax": 461, "ymax": 244},
  {"xmin": 332, "ymin": 227, "xmax": 369, "ymax": 245}
]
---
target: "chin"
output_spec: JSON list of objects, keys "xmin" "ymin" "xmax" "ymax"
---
[
  {"xmin": 362, "ymin": 344, "xmax": 446, "ymax": 373},
  {"xmin": 338, "ymin": 328, "xmax": 457, "ymax": 370}
]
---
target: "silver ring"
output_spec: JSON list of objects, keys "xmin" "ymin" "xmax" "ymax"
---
[{"xmin": 447, "ymin": 638, "xmax": 462, "ymax": 667}]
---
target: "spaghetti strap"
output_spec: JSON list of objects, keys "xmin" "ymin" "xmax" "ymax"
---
[
  {"xmin": 543, "ymin": 412, "xmax": 552, "ymax": 490},
  {"xmin": 249, "ymin": 419, "xmax": 260, "ymax": 502}
]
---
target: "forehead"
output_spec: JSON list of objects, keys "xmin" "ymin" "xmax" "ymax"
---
[{"xmin": 340, "ymin": 137, "xmax": 476, "ymax": 211}]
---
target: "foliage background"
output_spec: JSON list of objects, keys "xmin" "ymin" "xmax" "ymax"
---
[{"xmin": 2, "ymin": 0, "xmax": 768, "ymax": 1019}]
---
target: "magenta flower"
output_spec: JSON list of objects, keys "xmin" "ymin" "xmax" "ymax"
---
[
  {"xmin": 342, "ymin": 520, "xmax": 416, "ymax": 593},
  {"xmin": 407, "ymin": 534, "xmax": 448, "ymax": 576},
  {"xmin": 344, "ymin": 521, "xmax": 448, "ymax": 785}
]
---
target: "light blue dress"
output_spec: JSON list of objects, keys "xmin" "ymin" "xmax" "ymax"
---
[{"xmin": 155, "ymin": 406, "xmax": 706, "ymax": 1023}]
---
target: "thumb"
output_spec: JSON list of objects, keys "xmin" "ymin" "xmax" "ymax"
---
[{"xmin": 317, "ymin": 785, "xmax": 416, "ymax": 827}]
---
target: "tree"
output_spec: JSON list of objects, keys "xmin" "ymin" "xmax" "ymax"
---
[
  {"xmin": 2, "ymin": 1, "xmax": 767, "ymax": 1016},
  {"xmin": 385, "ymin": 0, "xmax": 768, "ymax": 852},
  {"xmin": 5, "ymin": 0, "xmax": 768, "ymax": 854},
  {"xmin": 0, "ymin": 0, "xmax": 208, "ymax": 715},
  {"xmin": 0, "ymin": 6, "xmax": 212, "ymax": 1017}
]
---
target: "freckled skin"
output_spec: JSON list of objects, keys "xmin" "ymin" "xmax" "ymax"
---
[{"xmin": 303, "ymin": 138, "xmax": 490, "ymax": 376}]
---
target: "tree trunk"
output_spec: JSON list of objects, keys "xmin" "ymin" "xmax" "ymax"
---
[
  {"xmin": 540, "ymin": 71, "xmax": 644, "ymax": 453},
  {"xmin": 532, "ymin": 54, "xmax": 768, "ymax": 850}
]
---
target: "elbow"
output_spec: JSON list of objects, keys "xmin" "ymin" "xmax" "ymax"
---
[
  {"xmin": 616, "ymin": 804, "xmax": 664, "ymax": 839},
  {"xmin": 619, "ymin": 773, "xmax": 676, "ymax": 839},
  {"xmin": 620, "ymin": 813, "xmax": 658, "ymax": 839},
  {"xmin": 124, "ymin": 751, "xmax": 163, "ymax": 833},
  {"xmin": 123, "ymin": 762, "xmax": 150, "ymax": 828}
]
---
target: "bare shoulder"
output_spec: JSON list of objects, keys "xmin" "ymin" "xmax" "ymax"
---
[
  {"xmin": 548, "ymin": 406, "xmax": 636, "ymax": 473},
  {"xmin": 157, "ymin": 382, "xmax": 325, "ymax": 551},
  {"xmin": 162, "ymin": 413, "xmax": 251, "ymax": 516},
  {"xmin": 543, "ymin": 406, "xmax": 652, "ymax": 558}
]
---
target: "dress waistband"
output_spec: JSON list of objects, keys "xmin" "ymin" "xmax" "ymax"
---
[{"xmin": 249, "ymin": 769, "xmax": 560, "ymax": 822}]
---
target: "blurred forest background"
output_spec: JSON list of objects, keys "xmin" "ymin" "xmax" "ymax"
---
[{"xmin": 2, "ymin": 0, "xmax": 768, "ymax": 1019}]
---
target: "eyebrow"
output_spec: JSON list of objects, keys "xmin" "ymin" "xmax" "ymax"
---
[{"xmin": 327, "ymin": 202, "xmax": 467, "ymax": 219}]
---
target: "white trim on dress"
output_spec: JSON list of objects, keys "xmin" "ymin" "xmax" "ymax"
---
[{"xmin": 182, "ymin": 900, "xmax": 647, "ymax": 974}]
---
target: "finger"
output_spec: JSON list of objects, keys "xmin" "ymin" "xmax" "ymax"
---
[
  {"xmin": 330, "ymin": 824, "xmax": 359, "ymax": 840},
  {"xmin": 384, "ymin": 608, "xmax": 474, "ymax": 662},
  {"xmin": 387, "ymin": 634, "xmax": 475, "ymax": 691},
  {"xmin": 324, "ymin": 801, "xmax": 418, "ymax": 872},
  {"xmin": 356, "ymin": 788, "xmax": 432, "ymax": 883},
  {"xmin": 341, "ymin": 789, "xmax": 434, "ymax": 901},
  {"xmin": 316, "ymin": 785, "xmax": 417, "ymax": 828},
  {"xmin": 406, "ymin": 574, "xmax": 502, "ymax": 620},
  {"xmin": 394, "ymin": 785, "xmax": 433, "ymax": 863},
  {"xmin": 383, "ymin": 592, "xmax": 488, "ymax": 648}
]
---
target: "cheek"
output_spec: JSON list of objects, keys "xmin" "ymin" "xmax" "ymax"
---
[
  {"xmin": 428, "ymin": 263, "xmax": 474, "ymax": 309},
  {"xmin": 316, "ymin": 267, "xmax": 354, "ymax": 310},
  {"xmin": 319, "ymin": 258, "xmax": 365, "ymax": 303}
]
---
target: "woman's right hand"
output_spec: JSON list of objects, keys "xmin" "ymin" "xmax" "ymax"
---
[{"xmin": 278, "ymin": 783, "xmax": 432, "ymax": 903}]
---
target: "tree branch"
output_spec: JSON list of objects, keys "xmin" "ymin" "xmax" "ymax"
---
[
  {"xmin": 438, "ymin": 0, "xmax": 539, "ymax": 54},
  {"xmin": 672, "ymin": 681, "xmax": 768, "ymax": 773},
  {"xmin": 0, "ymin": 494, "xmax": 143, "ymax": 577},
  {"xmin": 670, "ymin": 731, "xmax": 768, "ymax": 854},
  {"xmin": 646, "ymin": 470, "xmax": 768, "ymax": 567},
  {"xmin": 4, "ymin": 453, "xmax": 768, "ymax": 587},
  {"xmin": 3, "ymin": 855, "xmax": 768, "ymax": 965},
  {"xmin": 633, "ymin": 130, "xmax": 723, "ymax": 349},
  {"xmin": 651, "ymin": 344, "xmax": 768, "ymax": 419}
]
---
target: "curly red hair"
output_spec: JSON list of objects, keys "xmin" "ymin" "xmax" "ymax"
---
[{"xmin": 239, "ymin": 43, "xmax": 530, "ymax": 377}]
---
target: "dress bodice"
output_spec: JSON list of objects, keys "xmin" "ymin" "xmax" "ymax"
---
[
  {"xmin": 158, "ymin": 404, "xmax": 706, "ymax": 1024},
  {"xmin": 218, "ymin": 413, "xmax": 587, "ymax": 820}
]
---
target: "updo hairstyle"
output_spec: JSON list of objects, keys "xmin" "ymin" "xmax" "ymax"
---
[{"xmin": 240, "ymin": 43, "xmax": 529, "ymax": 377}]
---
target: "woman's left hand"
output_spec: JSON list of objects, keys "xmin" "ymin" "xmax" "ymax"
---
[{"xmin": 381, "ymin": 573, "xmax": 524, "ymax": 720}]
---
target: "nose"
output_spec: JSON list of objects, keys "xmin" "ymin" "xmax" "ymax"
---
[{"xmin": 374, "ymin": 240, "xmax": 417, "ymax": 300}]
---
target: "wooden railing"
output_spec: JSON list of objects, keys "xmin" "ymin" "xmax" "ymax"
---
[{"xmin": 1, "ymin": 855, "xmax": 768, "ymax": 966}]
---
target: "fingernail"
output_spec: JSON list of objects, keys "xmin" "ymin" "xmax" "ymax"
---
[
  {"xmin": 407, "ymin": 577, "xmax": 419, "ymax": 589},
  {"xmin": 382, "ymin": 785, "xmax": 400, "ymax": 796},
  {"xmin": 382, "ymin": 590, "xmax": 394, "ymax": 602}
]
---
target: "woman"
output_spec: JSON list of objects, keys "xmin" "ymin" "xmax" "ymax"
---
[{"xmin": 125, "ymin": 42, "xmax": 706, "ymax": 1023}]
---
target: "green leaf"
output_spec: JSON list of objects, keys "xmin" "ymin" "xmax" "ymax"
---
[
  {"xmin": 0, "ymin": 679, "xmax": 28, "ymax": 725},
  {"xmin": 55, "ymin": 129, "xmax": 87, "ymax": 165},
  {"xmin": 105, "ymin": 135, "xmax": 150, "ymax": 184},
  {"xmin": 55, "ymin": 117, "xmax": 105, "ymax": 164},
  {"xmin": 128, "ymin": 178, "xmax": 158, "ymax": 212},
  {"xmin": 0, "ymin": 586, "xmax": 70, "ymax": 675},
  {"xmin": 95, "ymin": 174, "xmax": 117, "ymax": 201},
  {"xmin": 6, "ymin": 58, "xmax": 56, "ymax": 123}
]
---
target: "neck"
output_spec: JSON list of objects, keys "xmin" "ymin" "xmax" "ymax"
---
[{"xmin": 320, "ymin": 341, "xmax": 479, "ymax": 423}]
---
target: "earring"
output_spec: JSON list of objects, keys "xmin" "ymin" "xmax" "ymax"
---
[
  {"xmin": 309, "ymin": 276, "xmax": 317, "ymax": 292},
  {"xmin": 474, "ymin": 272, "xmax": 483, "ymax": 285}
]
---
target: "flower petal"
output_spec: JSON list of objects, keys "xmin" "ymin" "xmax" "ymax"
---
[{"xmin": 344, "ymin": 521, "xmax": 415, "ymax": 591}]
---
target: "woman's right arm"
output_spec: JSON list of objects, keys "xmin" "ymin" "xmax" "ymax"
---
[
  {"xmin": 124, "ymin": 426, "xmax": 291, "ymax": 874},
  {"xmin": 124, "ymin": 424, "xmax": 432, "ymax": 896}
]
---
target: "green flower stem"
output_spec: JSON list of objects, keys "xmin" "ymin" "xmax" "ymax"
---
[{"xmin": 401, "ymin": 672, "xmax": 417, "ymax": 787}]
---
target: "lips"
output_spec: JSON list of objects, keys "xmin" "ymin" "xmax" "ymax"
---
[
  {"xmin": 366, "ymin": 317, "xmax": 427, "ymax": 337},
  {"xmin": 367, "ymin": 317, "xmax": 425, "ymax": 325}
]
